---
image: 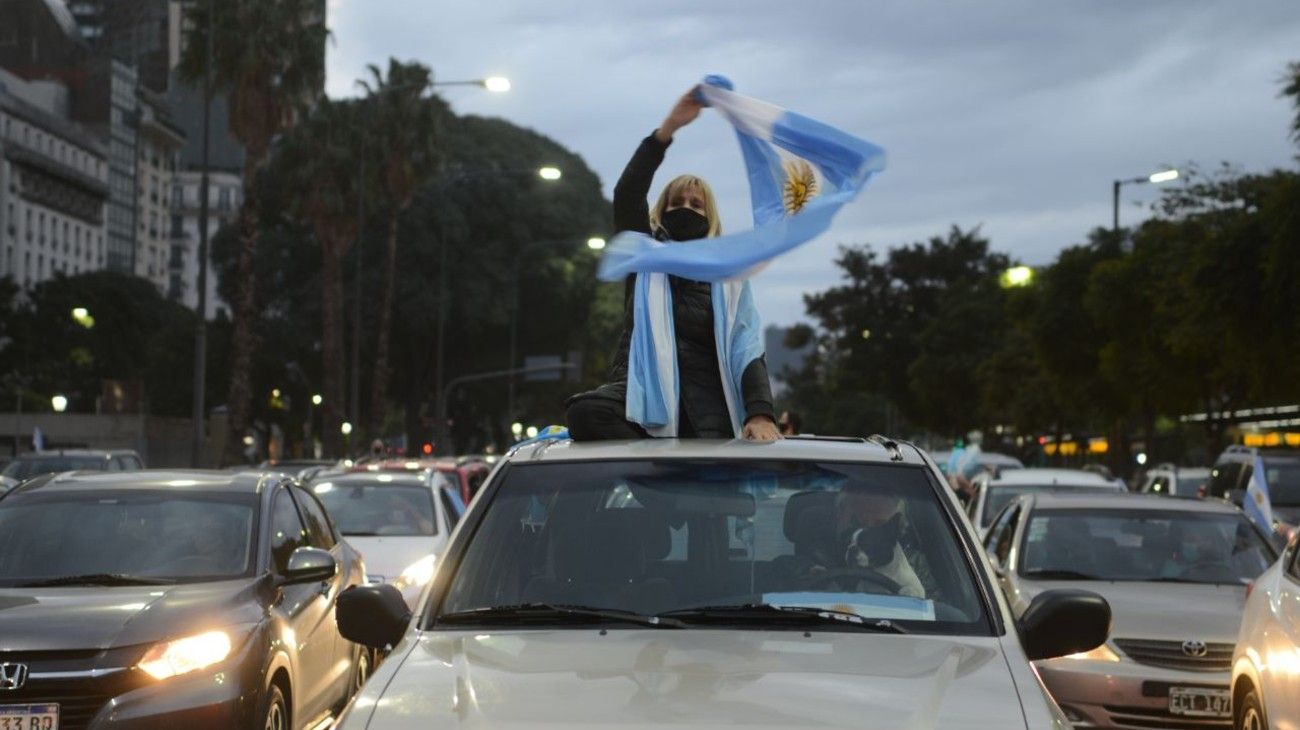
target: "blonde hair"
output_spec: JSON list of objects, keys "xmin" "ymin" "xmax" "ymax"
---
[{"xmin": 649, "ymin": 175, "xmax": 722, "ymax": 238}]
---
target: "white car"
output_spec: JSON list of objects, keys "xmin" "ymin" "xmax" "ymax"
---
[
  {"xmin": 968, "ymin": 468, "xmax": 1124, "ymax": 540},
  {"xmin": 310, "ymin": 470, "xmax": 465, "ymax": 607},
  {"xmin": 984, "ymin": 492, "xmax": 1277, "ymax": 728},
  {"xmin": 331, "ymin": 436, "xmax": 1113, "ymax": 729},
  {"xmin": 1232, "ymin": 534, "xmax": 1300, "ymax": 730},
  {"xmin": 1138, "ymin": 463, "xmax": 1212, "ymax": 498}
]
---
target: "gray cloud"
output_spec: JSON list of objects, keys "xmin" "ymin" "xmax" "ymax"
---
[{"xmin": 326, "ymin": 0, "xmax": 1299, "ymax": 325}]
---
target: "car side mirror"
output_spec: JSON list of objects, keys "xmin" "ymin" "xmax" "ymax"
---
[
  {"xmin": 1017, "ymin": 589, "xmax": 1111, "ymax": 661},
  {"xmin": 338, "ymin": 584, "xmax": 411, "ymax": 650},
  {"xmin": 280, "ymin": 547, "xmax": 337, "ymax": 585}
]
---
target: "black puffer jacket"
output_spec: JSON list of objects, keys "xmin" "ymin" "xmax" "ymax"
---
[{"xmin": 570, "ymin": 132, "xmax": 775, "ymax": 437}]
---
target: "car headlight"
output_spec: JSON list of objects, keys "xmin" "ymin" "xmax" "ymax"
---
[
  {"xmin": 392, "ymin": 554, "xmax": 437, "ymax": 590},
  {"xmin": 1062, "ymin": 643, "xmax": 1121, "ymax": 662},
  {"xmin": 137, "ymin": 630, "xmax": 232, "ymax": 680}
]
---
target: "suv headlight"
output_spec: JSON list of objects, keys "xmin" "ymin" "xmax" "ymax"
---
[{"xmin": 137, "ymin": 630, "xmax": 232, "ymax": 680}]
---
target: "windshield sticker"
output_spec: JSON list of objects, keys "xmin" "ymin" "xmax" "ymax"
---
[{"xmin": 763, "ymin": 592, "xmax": 937, "ymax": 621}]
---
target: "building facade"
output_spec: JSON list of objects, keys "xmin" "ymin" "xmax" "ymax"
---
[
  {"xmin": 0, "ymin": 67, "xmax": 110, "ymax": 289},
  {"xmin": 134, "ymin": 87, "xmax": 182, "ymax": 290},
  {"xmin": 170, "ymin": 167, "xmax": 236, "ymax": 318}
]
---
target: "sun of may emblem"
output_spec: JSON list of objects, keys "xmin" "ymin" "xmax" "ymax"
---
[{"xmin": 782, "ymin": 158, "xmax": 819, "ymax": 215}]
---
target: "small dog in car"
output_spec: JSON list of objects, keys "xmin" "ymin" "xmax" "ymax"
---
[{"xmin": 844, "ymin": 514, "xmax": 926, "ymax": 598}]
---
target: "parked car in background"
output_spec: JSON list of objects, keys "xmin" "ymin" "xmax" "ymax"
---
[
  {"xmin": 0, "ymin": 470, "xmax": 369, "ymax": 730},
  {"xmin": 332, "ymin": 436, "xmax": 1112, "ymax": 730},
  {"xmin": 1138, "ymin": 463, "xmax": 1212, "ymax": 498},
  {"xmin": 1210, "ymin": 446, "xmax": 1300, "ymax": 540},
  {"xmin": 984, "ymin": 492, "xmax": 1277, "ymax": 729},
  {"xmin": 1, "ymin": 449, "xmax": 144, "ymax": 482},
  {"xmin": 309, "ymin": 470, "xmax": 463, "ymax": 608},
  {"xmin": 967, "ymin": 468, "xmax": 1125, "ymax": 539},
  {"xmin": 929, "ymin": 449, "xmax": 1025, "ymax": 478},
  {"xmin": 1232, "ymin": 533, "xmax": 1300, "ymax": 730},
  {"xmin": 342, "ymin": 457, "xmax": 493, "ymax": 505}
]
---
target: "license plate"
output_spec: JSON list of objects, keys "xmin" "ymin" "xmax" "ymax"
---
[
  {"xmin": 1169, "ymin": 687, "xmax": 1231, "ymax": 718},
  {"xmin": 0, "ymin": 704, "xmax": 59, "ymax": 730}
]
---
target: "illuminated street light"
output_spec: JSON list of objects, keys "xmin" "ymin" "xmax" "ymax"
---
[
  {"xmin": 861, "ymin": 329, "xmax": 871, "ymax": 340},
  {"xmin": 271, "ymin": 388, "xmax": 281, "ymax": 399},
  {"xmin": 311, "ymin": 394, "xmax": 323, "ymax": 406},
  {"xmin": 71, "ymin": 307, "xmax": 95, "ymax": 329},
  {"xmin": 340, "ymin": 422, "xmax": 353, "ymax": 436},
  {"xmin": 1000, "ymin": 265, "xmax": 1035, "ymax": 288},
  {"xmin": 1147, "ymin": 169, "xmax": 1179, "ymax": 184},
  {"xmin": 1113, "ymin": 168, "xmax": 1180, "ymax": 232},
  {"xmin": 511, "ymin": 422, "xmax": 524, "ymax": 437},
  {"xmin": 538, "ymin": 166, "xmax": 562, "ymax": 181},
  {"xmin": 483, "ymin": 76, "xmax": 511, "ymax": 93},
  {"xmin": 1136, "ymin": 452, "xmax": 1148, "ymax": 466},
  {"xmin": 587, "ymin": 237, "xmax": 607, "ymax": 251},
  {"xmin": 525, "ymin": 426, "xmax": 539, "ymax": 439},
  {"xmin": 51, "ymin": 395, "xmax": 68, "ymax": 413}
]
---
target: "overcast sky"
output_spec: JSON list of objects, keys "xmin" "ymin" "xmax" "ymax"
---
[{"xmin": 324, "ymin": 0, "xmax": 1299, "ymax": 326}]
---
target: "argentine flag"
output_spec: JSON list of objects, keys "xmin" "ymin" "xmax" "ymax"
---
[
  {"xmin": 598, "ymin": 74, "xmax": 886, "ymax": 282},
  {"xmin": 1244, "ymin": 454, "xmax": 1275, "ymax": 536}
]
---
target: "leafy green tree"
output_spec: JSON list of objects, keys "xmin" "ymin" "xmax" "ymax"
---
[
  {"xmin": 358, "ymin": 60, "xmax": 448, "ymax": 436},
  {"xmin": 179, "ymin": 0, "xmax": 327, "ymax": 463}
]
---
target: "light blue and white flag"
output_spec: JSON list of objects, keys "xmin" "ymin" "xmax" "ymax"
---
[
  {"xmin": 612, "ymin": 76, "xmax": 884, "ymax": 437},
  {"xmin": 1244, "ymin": 453, "xmax": 1274, "ymax": 536}
]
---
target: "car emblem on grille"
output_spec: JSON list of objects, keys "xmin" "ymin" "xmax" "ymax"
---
[
  {"xmin": 0, "ymin": 663, "xmax": 28, "ymax": 690},
  {"xmin": 1182, "ymin": 640, "xmax": 1208, "ymax": 658}
]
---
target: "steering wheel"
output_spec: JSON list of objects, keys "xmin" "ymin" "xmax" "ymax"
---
[{"xmin": 798, "ymin": 567, "xmax": 902, "ymax": 594}]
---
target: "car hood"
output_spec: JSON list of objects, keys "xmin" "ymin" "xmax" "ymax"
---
[
  {"xmin": 361, "ymin": 629, "xmax": 1027, "ymax": 729},
  {"xmin": 1022, "ymin": 580, "xmax": 1245, "ymax": 643},
  {"xmin": 0, "ymin": 578, "xmax": 266, "ymax": 652},
  {"xmin": 344, "ymin": 536, "xmax": 439, "ymax": 580}
]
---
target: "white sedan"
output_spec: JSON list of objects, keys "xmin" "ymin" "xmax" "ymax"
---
[{"xmin": 1232, "ymin": 534, "xmax": 1300, "ymax": 730}]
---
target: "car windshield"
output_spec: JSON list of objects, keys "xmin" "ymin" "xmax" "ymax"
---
[
  {"xmin": 0, "ymin": 491, "xmax": 257, "ymax": 586},
  {"xmin": 2, "ymin": 456, "xmax": 108, "ymax": 480},
  {"xmin": 313, "ymin": 481, "xmax": 437, "ymax": 536},
  {"xmin": 1019, "ymin": 509, "xmax": 1275, "ymax": 584},
  {"xmin": 435, "ymin": 460, "xmax": 990, "ymax": 634},
  {"xmin": 982, "ymin": 484, "xmax": 1114, "ymax": 527},
  {"xmin": 1175, "ymin": 475, "xmax": 1208, "ymax": 496}
]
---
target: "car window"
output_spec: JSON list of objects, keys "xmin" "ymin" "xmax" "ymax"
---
[
  {"xmin": 1, "ymin": 456, "xmax": 108, "ymax": 480},
  {"xmin": 437, "ymin": 460, "xmax": 991, "ymax": 634},
  {"xmin": 1019, "ymin": 508, "xmax": 1275, "ymax": 584},
  {"xmin": 270, "ymin": 489, "xmax": 309, "ymax": 573},
  {"xmin": 123, "ymin": 456, "xmax": 143, "ymax": 470},
  {"xmin": 1208, "ymin": 462, "xmax": 1244, "ymax": 500},
  {"xmin": 312, "ymin": 481, "xmax": 438, "ymax": 536},
  {"xmin": 983, "ymin": 502, "xmax": 1015, "ymax": 553},
  {"xmin": 994, "ymin": 505, "xmax": 1021, "ymax": 567},
  {"xmin": 0, "ymin": 491, "xmax": 257, "ymax": 584},
  {"xmin": 439, "ymin": 488, "xmax": 465, "ymax": 528},
  {"xmin": 292, "ymin": 486, "xmax": 336, "ymax": 549}
]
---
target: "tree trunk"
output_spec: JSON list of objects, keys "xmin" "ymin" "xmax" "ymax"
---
[
  {"xmin": 320, "ymin": 238, "xmax": 347, "ymax": 457},
  {"xmin": 369, "ymin": 211, "xmax": 399, "ymax": 436},
  {"xmin": 221, "ymin": 159, "xmax": 262, "ymax": 466}
]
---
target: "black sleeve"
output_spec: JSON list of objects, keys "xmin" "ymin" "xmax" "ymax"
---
[
  {"xmin": 607, "ymin": 276, "xmax": 636, "ymax": 382},
  {"xmin": 613, "ymin": 132, "xmax": 670, "ymax": 235},
  {"xmin": 741, "ymin": 357, "xmax": 775, "ymax": 424}
]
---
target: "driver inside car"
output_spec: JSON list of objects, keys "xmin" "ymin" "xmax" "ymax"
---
[{"xmin": 796, "ymin": 484, "xmax": 926, "ymax": 598}]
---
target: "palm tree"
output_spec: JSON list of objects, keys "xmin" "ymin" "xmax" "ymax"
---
[
  {"xmin": 276, "ymin": 100, "xmax": 365, "ymax": 456},
  {"xmin": 1285, "ymin": 62, "xmax": 1300, "ymax": 143},
  {"xmin": 179, "ymin": 0, "xmax": 327, "ymax": 464},
  {"xmin": 357, "ymin": 60, "xmax": 446, "ymax": 437}
]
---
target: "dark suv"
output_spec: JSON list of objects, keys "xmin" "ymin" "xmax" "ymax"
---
[
  {"xmin": 1, "ymin": 450, "xmax": 144, "ymax": 481},
  {"xmin": 1209, "ymin": 445, "xmax": 1300, "ymax": 535},
  {"xmin": 0, "ymin": 470, "xmax": 368, "ymax": 729}
]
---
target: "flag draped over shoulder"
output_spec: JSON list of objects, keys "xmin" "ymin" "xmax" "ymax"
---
[
  {"xmin": 611, "ymin": 75, "xmax": 885, "ymax": 437},
  {"xmin": 1244, "ymin": 454, "xmax": 1275, "ymax": 536}
]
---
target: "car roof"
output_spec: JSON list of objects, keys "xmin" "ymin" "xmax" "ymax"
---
[
  {"xmin": 310, "ymin": 472, "xmax": 427, "ymax": 487},
  {"xmin": 9, "ymin": 469, "xmax": 274, "ymax": 495},
  {"xmin": 978, "ymin": 452, "xmax": 1024, "ymax": 466},
  {"xmin": 989, "ymin": 468, "xmax": 1115, "ymax": 487},
  {"xmin": 1026, "ymin": 492, "xmax": 1242, "ymax": 514},
  {"xmin": 505, "ymin": 436, "xmax": 924, "ymax": 466},
  {"xmin": 16, "ymin": 449, "xmax": 135, "ymax": 459}
]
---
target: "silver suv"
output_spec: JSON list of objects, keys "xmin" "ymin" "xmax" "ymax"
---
[{"xmin": 333, "ymin": 437, "xmax": 1110, "ymax": 729}]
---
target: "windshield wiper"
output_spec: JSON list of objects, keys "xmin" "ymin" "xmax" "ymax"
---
[
  {"xmin": 18, "ymin": 573, "xmax": 177, "ymax": 587},
  {"xmin": 657, "ymin": 604, "xmax": 908, "ymax": 633},
  {"xmin": 437, "ymin": 603, "xmax": 684, "ymax": 629},
  {"xmin": 1019, "ymin": 569, "xmax": 1102, "ymax": 581}
]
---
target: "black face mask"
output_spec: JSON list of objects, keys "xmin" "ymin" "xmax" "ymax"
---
[{"xmin": 660, "ymin": 207, "xmax": 710, "ymax": 241}]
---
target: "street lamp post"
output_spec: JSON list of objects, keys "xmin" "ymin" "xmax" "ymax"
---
[
  {"xmin": 436, "ymin": 363, "xmax": 577, "ymax": 455},
  {"xmin": 504, "ymin": 235, "xmax": 604, "ymax": 428},
  {"xmin": 1112, "ymin": 168, "xmax": 1179, "ymax": 234}
]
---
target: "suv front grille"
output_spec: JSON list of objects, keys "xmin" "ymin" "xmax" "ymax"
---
[{"xmin": 1114, "ymin": 638, "xmax": 1233, "ymax": 672}]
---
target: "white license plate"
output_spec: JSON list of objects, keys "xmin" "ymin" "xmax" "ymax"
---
[
  {"xmin": 1169, "ymin": 687, "xmax": 1231, "ymax": 718},
  {"xmin": 0, "ymin": 704, "xmax": 59, "ymax": 730}
]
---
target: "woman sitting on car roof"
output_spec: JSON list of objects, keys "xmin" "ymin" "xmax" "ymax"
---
[{"xmin": 565, "ymin": 87, "xmax": 779, "ymax": 443}]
